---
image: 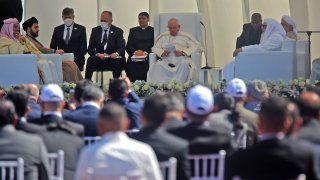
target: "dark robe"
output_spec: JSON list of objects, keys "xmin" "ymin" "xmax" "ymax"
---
[
  {"xmin": 125, "ymin": 26, "xmax": 154, "ymax": 82},
  {"xmin": 236, "ymin": 23, "xmax": 262, "ymax": 49}
]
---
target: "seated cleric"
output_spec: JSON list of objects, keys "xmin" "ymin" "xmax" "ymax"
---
[{"xmin": 147, "ymin": 18, "xmax": 203, "ymax": 83}]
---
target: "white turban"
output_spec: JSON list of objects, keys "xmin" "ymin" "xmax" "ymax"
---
[
  {"xmin": 261, "ymin": 18, "xmax": 286, "ymax": 43},
  {"xmin": 282, "ymin": 15, "xmax": 298, "ymax": 34}
]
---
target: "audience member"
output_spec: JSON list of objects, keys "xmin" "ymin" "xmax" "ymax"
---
[
  {"xmin": 296, "ymin": 91, "xmax": 320, "ymax": 145},
  {"xmin": 170, "ymin": 85, "xmax": 235, "ymax": 154},
  {"xmin": 0, "ymin": 100, "xmax": 50, "ymax": 180},
  {"xmin": 226, "ymin": 97, "xmax": 319, "ymax": 179},
  {"xmin": 50, "ymin": 7, "xmax": 88, "ymax": 71},
  {"xmin": 125, "ymin": 12, "xmax": 154, "ymax": 82},
  {"xmin": 6, "ymin": 90, "xmax": 45, "ymax": 134},
  {"xmin": 108, "ymin": 78, "xmax": 142, "ymax": 129},
  {"xmin": 224, "ymin": 19, "xmax": 286, "ymax": 80},
  {"xmin": 23, "ymin": 17, "xmax": 83, "ymax": 83},
  {"xmin": 162, "ymin": 92, "xmax": 186, "ymax": 131},
  {"xmin": 71, "ymin": 79, "xmax": 94, "ymax": 108},
  {"xmin": 64, "ymin": 85, "xmax": 104, "ymax": 136},
  {"xmin": 285, "ymin": 102, "xmax": 303, "ymax": 138},
  {"xmin": 132, "ymin": 92, "xmax": 190, "ymax": 180},
  {"xmin": 236, "ymin": 13, "xmax": 262, "ymax": 48},
  {"xmin": 75, "ymin": 103, "xmax": 162, "ymax": 180},
  {"xmin": 26, "ymin": 84, "xmax": 42, "ymax": 121},
  {"xmin": 148, "ymin": 18, "xmax": 203, "ymax": 83},
  {"xmin": 226, "ymin": 78, "xmax": 258, "ymax": 146},
  {"xmin": 38, "ymin": 84, "xmax": 84, "ymax": 180},
  {"xmin": 85, "ymin": 11, "xmax": 126, "ymax": 80},
  {"xmin": 0, "ymin": 0, "xmax": 23, "ymax": 28},
  {"xmin": 281, "ymin": 15, "xmax": 299, "ymax": 40},
  {"xmin": 245, "ymin": 80, "xmax": 268, "ymax": 113}
]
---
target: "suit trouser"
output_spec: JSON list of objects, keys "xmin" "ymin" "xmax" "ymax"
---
[{"xmin": 85, "ymin": 56, "xmax": 122, "ymax": 80}]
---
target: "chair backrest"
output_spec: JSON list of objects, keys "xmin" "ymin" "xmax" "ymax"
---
[
  {"xmin": 48, "ymin": 150, "xmax": 64, "ymax": 180},
  {"xmin": 0, "ymin": 158, "xmax": 24, "ymax": 180},
  {"xmin": 281, "ymin": 39, "xmax": 296, "ymax": 52},
  {"xmin": 84, "ymin": 136, "xmax": 101, "ymax": 146},
  {"xmin": 154, "ymin": 13, "xmax": 204, "ymax": 46},
  {"xmin": 159, "ymin": 157, "xmax": 177, "ymax": 180},
  {"xmin": 187, "ymin": 150, "xmax": 226, "ymax": 180}
]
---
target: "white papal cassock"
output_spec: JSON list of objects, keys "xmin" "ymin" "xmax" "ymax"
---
[{"xmin": 147, "ymin": 31, "xmax": 203, "ymax": 83}]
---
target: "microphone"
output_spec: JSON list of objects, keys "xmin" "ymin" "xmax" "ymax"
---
[{"xmin": 200, "ymin": 21, "xmax": 211, "ymax": 69}]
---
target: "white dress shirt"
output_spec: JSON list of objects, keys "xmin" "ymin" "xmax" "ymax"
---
[
  {"xmin": 63, "ymin": 23, "xmax": 74, "ymax": 40},
  {"xmin": 82, "ymin": 101, "xmax": 100, "ymax": 109},
  {"xmin": 75, "ymin": 131, "xmax": 162, "ymax": 180}
]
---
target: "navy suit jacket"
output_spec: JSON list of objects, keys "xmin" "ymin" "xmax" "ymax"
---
[
  {"xmin": 108, "ymin": 92, "xmax": 143, "ymax": 130},
  {"xmin": 63, "ymin": 105, "xmax": 99, "ymax": 136},
  {"xmin": 27, "ymin": 100, "xmax": 41, "ymax": 122},
  {"xmin": 50, "ymin": 23, "xmax": 87, "ymax": 71}
]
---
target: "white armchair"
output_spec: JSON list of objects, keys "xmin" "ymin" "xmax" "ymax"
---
[
  {"xmin": 0, "ymin": 54, "xmax": 40, "ymax": 87},
  {"xmin": 234, "ymin": 39, "xmax": 297, "ymax": 82},
  {"xmin": 296, "ymin": 40, "xmax": 310, "ymax": 78},
  {"xmin": 149, "ymin": 13, "xmax": 204, "ymax": 81}
]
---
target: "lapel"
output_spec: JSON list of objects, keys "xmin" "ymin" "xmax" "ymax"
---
[
  {"xmin": 97, "ymin": 26, "xmax": 103, "ymax": 45},
  {"xmin": 69, "ymin": 23, "xmax": 78, "ymax": 42},
  {"xmin": 107, "ymin": 25, "xmax": 115, "ymax": 45}
]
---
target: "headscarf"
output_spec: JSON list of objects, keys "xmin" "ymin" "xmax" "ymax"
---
[
  {"xmin": 282, "ymin": 15, "xmax": 298, "ymax": 34},
  {"xmin": 0, "ymin": 18, "xmax": 19, "ymax": 40},
  {"xmin": 261, "ymin": 18, "xmax": 286, "ymax": 43}
]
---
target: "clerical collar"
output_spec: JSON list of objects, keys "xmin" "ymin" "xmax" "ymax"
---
[{"xmin": 140, "ymin": 26, "xmax": 148, "ymax": 30}]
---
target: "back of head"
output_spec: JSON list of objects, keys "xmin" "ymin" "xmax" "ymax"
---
[
  {"xmin": 0, "ymin": 100, "xmax": 16, "ymax": 127},
  {"xmin": 214, "ymin": 92, "xmax": 235, "ymax": 111},
  {"xmin": 6, "ymin": 90, "xmax": 29, "ymax": 117},
  {"xmin": 27, "ymin": 84, "xmax": 40, "ymax": 100},
  {"xmin": 142, "ymin": 93, "xmax": 168, "ymax": 127},
  {"xmin": 108, "ymin": 79, "xmax": 127, "ymax": 99},
  {"xmin": 259, "ymin": 96, "xmax": 289, "ymax": 132},
  {"xmin": 74, "ymin": 79, "xmax": 93, "ymax": 103},
  {"xmin": 81, "ymin": 86, "xmax": 104, "ymax": 102},
  {"xmin": 296, "ymin": 91, "xmax": 320, "ymax": 119},
  {"xmin": 99, "ymin": 103, "xmax": 127, "ymax": 134},
  {"xmin": 246, "ymin": 80, "xmax": 267, "ymax": 101},
  {"xmin": 164, "ymin": 92, "xmax": 184, "ymax": 113}
]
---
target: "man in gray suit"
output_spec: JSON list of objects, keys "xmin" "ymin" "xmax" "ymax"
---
[{"xmin": 0, "ymin": 100, "xmax": 50, "ymax": 180}]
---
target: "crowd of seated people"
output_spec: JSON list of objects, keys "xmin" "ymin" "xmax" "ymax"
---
[{"xmin": 0, "ymin": 77, "xmax": 319, "ymax": 179}]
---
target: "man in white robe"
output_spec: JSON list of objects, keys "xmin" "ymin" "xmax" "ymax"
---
[
  {"xmin": 147, "ymin": 18, "xmax": 203, "ymax": 83},
  {"xmin": 281, "ymin": 15, "xmax": 299, "ymax": 40},
  {"xmin": 223, "ymin": 18, "xmax": 286, "ymax": 81}
]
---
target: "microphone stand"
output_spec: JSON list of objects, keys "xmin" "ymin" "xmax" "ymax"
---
[{"xmin": 200, "ymin": 21, "xmax": 212, "ymax": 84}]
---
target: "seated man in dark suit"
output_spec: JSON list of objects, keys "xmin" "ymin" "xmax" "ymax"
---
[
  {"xmin": 226, "ymin": 97, "xmax": 319, "ymax": 180},
  {"xmin": 6, "ymin": 90, "xmax": 45, "ymax": 134},
  {"xmin": 26, "ymin": 84, "xmax": 42, "ymax": 121},
  {"xmin": 236, "ymin": 13, "xmax": 262, "ymax": 49},
  {"xmin": 85, "ymin": 11, "xmax": 126, "ymax": 80},
  {"xmin": 108, "ymin": 78, "xmax": 142, "ymax": 130},
  {"xmin": 38, "ymin": 84, "xmax": 84, "ymax": 180},
  {"xmin": 0, "ymin": 100, "xmax": 50, "ymax": 180},
  {"xmin": 169, "ymin": 85, "xmax": 235, "ymax": 155},
  {"xmin": 125, "ymin": 12, "xmax": 154, "ymax": 82},
  {"xmin": 50, "ymin": 7, "xmax": 87, "ymax": 71},
  {"xmin": 132, "ymin": 92, "xmax": 190, "ymax": 180},
  {"xmin": 64, "ymin": 85, "xmax": 104, "ymax": 136}
]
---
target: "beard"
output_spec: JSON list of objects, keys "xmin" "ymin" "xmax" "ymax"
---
[{"xmin": 30, "ymin": 30, "xmax": 39, "ymax": 38}]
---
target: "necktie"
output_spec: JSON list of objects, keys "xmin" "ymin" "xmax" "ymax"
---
[
  {"xmin": 65, "ymin": 27, "xmax": 70, "ymax": 45},
  {"xmin": 102, "ymin": 30, "xmax": 108, "ymax": 46}
]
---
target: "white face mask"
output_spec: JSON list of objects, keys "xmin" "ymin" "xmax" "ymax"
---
[
  {"xmin": 100, "ymin": 22, "xmax": 109, "ymax": 30},
  {"xmin": 64, "ymin": 18, "xmax": 73, "ymax": 26}
]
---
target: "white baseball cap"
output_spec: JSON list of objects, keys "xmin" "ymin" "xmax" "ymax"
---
[
  {"xmin": 226, "ymin": 78, "xmax": 247, "ymax": 98},
  {"xmin": 187, "ymin": 85, "xmax": 213, "ymax": 115},
  {"xmin": 41, "ymin": 84, "xmax": 64, "ymax": 102}
]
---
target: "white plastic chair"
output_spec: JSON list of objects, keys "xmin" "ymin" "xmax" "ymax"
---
[
  {"xmin": 48, "ymin": 150, "xmax": 64, "ymax": 180},
  {"xmin": 0, "ymin": 158, "xmax": 24, "ymax": 180},
  {"xmin": 84, "ymin": 136, "xmax": 101, "ymax": 146},
  {"xmin": 187, "ymin": 150, "xmax": 226, "ymax": 180},
  {"xmin": 159, "ymin": 157, "xmax": 177, "ymax": 180},
  {"xmin": 149, "ymin": 13, "xmax": 204, "ymax": 82}
]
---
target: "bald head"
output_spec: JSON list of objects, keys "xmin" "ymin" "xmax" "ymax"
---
[
  {"xmin": 27, "ymin": 84, "xmax": 39, "ymax": 101},
  {"xmin": 168, "ymin": 18, "xmax": 180, "ymax": 36},
  {"xmin": 297, "ymin": 91, "xmax": 320, "ymax": 119}
]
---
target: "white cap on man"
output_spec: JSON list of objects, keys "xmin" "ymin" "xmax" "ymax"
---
[
  {"xmin": 187, "ymin": 85, "xmax": 213, "ymax": 115},
  {"xmin": 41, "ymin": 84, "xmax": 64, "ymax": 102},
  {"xmin": 226, "ymin": 78, "xmax": 247, "ymax": 98},
  {"xmin": 282, "ymin": 15, "xmax": 297, "ymax": 34}
]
